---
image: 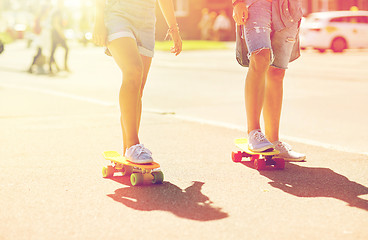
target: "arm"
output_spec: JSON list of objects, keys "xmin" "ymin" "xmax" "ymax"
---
[
  {"xmin": 232, "ymin": 0, "xmax": 248, "ymax": 25},
  {"xmin": 92, "ymin": 0, "xmax": 107, "ymax": 46},
  {"xmin": 157, "ymin": 0, "xmax": 182, "ymax": 56}
]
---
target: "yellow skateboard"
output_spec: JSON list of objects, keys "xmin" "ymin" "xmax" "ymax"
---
[
  {"xmin": 232, "ymin": 138, "xmax": 285, "ymax": 170},
  {"xmin": 102, "ymin": 151, "xmax": 164, "ymax": 186}
]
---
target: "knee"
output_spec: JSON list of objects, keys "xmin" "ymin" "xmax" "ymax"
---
[
  {"xmin": 128, "ymin": 64, "xmax": 143, "ymax": 79},
  {"xmin": 121, "ymin": 64, "xmax": 144, "ymax": 89},
  {"xmin": 249, "ymin": 49, "xmax": 271, "ymax": 72},
  {"xmin": 268, "ymin": 67, "xmax": 285, "ymax": 84}
]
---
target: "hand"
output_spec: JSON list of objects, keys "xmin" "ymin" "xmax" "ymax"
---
[
  {"xmin": 233, "ymin": 2, "xmax": 248, "ymax": 25},
  {"xmin": 92, "ymin": 22, "xmax": 107, "ymax": 47},
  {"xmin": 169, "ymin": 31, "xmax": 182, "ymax": 56}
]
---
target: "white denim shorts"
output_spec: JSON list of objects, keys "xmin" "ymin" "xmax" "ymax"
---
[
  {"xmin": 244, "ymin": 0, "xmax": 299, "ymax": 69},
  {"xmin": 104, "ymin": 0, "xmax": 156, "ymax": 57}
]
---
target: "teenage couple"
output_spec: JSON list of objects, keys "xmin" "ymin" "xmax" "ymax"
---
[{"xmin": 92, "ymin": 0, "xmax": 306, "ymax": 164}]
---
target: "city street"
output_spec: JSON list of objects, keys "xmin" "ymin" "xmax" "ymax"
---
[{"xmin": 0, "ymin": 41, "xmax": 367, "ymax": 240}]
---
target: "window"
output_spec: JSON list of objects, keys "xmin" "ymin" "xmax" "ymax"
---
[
  {"xmin": 347, "ymin": 16, "xmax": 358, "ymax": 23},
  {"xmin": 357, "ymin": 16, "xmax": 368, "ymax": 23},
  {"xmin": 330, "ymin": 15, "xmax": 368, "ymax": 24},
  {"xmin": 330, "ymin": 17, "xmax": 347, "ymax": 23}
]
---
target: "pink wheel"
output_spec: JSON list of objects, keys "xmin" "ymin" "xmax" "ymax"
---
[
  {"xmin": 254, "ymin": 159, "xmax": 266, "ymax": 170},
  {"xmin": 232, "ymin": 151, "xmax": 242, "ymax": 162},
  {"xmin": 274, "ymin": 158, "xmax": 285, "ymax": 170}
]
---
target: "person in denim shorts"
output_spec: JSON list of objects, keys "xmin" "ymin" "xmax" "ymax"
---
[
  {"xmin": 93, "ymin": 0, "xmax": 182, "ymax": 164},
  {"xmin": 233, "ymin": 0, "xmax": 306, "ymax": 161}
]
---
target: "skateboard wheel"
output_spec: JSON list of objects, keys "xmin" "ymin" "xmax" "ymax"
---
[
  {"xmin": 121, "ymin": 165, "xmax": 133, "ymax": 176},
  {"xmin": 232, "ymin": 151, "xmax": 242, "ymax": 162},
  {"xmin": 274, "ymin": 158, "xmax": 285, "ymax": 170},
  {"xmin": 130, "ymin": 173, "xmax": 144, "ymax": 186},
  {"xmin": 152, "ymin": 171, "xmax": 164, "ymax": 184},
  {"xmin": 102, "ymin": 166, "xmax": 114, "ymax": 178},
  {"xmin": 254, "ymin": 159, "xmax": 266, "ymax": 170}
]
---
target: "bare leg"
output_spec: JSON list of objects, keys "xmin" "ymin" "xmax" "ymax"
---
[
  {"xmin": 264, "ymin": 66, "xmax": 285, "ymax": 143},
  {"xmin": 245, "ymin": 49, "xmax": 271, "ymax": 133},
  {"xmin": 136, "ymin": 55, "xmax": 152, "ymax": 133},
  {"xmin": 120, "ymin": 56, "xmax": 152, "ymax": 153},
  {"xmin": 49, "ymin": 41, "xmax": 57, "ymax": 73},
  {"xmin": 108, "ymin": 38, "xmax": 144, "ymax": 152}
]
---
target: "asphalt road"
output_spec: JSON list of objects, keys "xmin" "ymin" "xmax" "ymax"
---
[{"xmin": 0, "ymin": 41, "xmax": 367, "ymax": 240}]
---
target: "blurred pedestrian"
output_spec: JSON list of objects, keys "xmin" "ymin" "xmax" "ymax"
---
[
  {"xmin": 213, "ymin": 10, "xmax": 232, "ymax": 41},
  {"xmin": 93, "ymin": 0, "xmax": 182, "ymax": 164},
  {"xmin": 49, "ymin": 0, "xmax": 69, "ymax": 74},
  {"xmin": 233, "ymin": 0, "xmax": 306, "ymax": 161},
  {"xmin": 28, "ymin": 4, "xmax": 51, "ymax": 74},
  {"xmin": 198, "ymin": 8, "xmax": 212, "ymax": 40},
  {"xmin": 208, "ymin": 11, "xmax": 218, "ymax": 40}
]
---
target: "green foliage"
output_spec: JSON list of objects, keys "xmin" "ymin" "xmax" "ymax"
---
[{"xmin": 0, "ymin": 32, "xmax": 13, "ymax": 44}]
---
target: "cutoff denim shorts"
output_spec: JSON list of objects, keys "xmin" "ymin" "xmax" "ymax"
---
[
  {"xmin": 244, "ymin": 0, "xmax": 299, "ymax": 69},
  {"xmin": 104, "ymin": 0, "xmax": 156, "ymax": 57}
]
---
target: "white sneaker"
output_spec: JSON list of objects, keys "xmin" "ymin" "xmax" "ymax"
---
[
  {"xmin": 125, "ymin": 144, "xmax": 153, "ymax": 164},
  {"xmin": 248, "ymin": 129, "xmax": 274, "ymax": 152},
  {"xmin": 273, "ymin": 140, "xmax": 306, "ymax": 162}
]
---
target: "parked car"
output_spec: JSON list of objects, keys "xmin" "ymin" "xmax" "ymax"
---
[{"xmin": 300, "ymin": 10, "xmax": 368, "ymax": 52}]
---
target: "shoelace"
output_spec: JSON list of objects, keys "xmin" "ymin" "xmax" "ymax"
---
[
  {"xmin": 277, "ymin": 141, "xmax": 292, "ymax": 152},
  {"xmin": 135, "ymin": 144, "xmax": 152, "ymax": 157},
  {"xmin": 253, "ymin": 131, "xmax": 267, "ymax": 142}
]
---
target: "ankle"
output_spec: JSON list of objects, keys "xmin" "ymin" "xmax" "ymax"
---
[
  {"xmin": 247, "ymin": 128, "xmax": 261, "ymax": 135},
  {"xmin": 265, "ymin": 132, "xmax": 279, "ymax": 143},
  {"xmin": 125, "ymin": 139, "xmax": 140, "ymax": 150},
  {"xmin": 267, "ymin": 137, "xmax": 279, "ymax": 143}
]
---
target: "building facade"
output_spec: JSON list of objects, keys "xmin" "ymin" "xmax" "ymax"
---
[
  {"xmin": 156, "ymin": 0, "xmax": 368, "ymax": 40},
  {"xmin": 155, "ymin": 0, "xmax": 233, "ymax": 40}
]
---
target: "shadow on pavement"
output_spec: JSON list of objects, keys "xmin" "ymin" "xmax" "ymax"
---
[
  {"xmin": 107, "ymin": 178, "xmax": 229, "ymax": 221},
  {"xmin": 241, "ymin": 162, "xmax": 368, "ymax": 211}
]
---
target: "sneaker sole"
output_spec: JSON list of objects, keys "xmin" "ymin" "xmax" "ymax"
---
[
  {"xmin": 282, "ymin": 156, "xmax": 306, "ymax": 162},
  {"xmin": 249, "ymin": 145, "xmax": 275, "ymax": 153}
]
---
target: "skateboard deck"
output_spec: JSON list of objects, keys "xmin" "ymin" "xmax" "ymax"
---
[
  {"xmin": 232, "ymin": 138, "xmax": 285, "ymax": 170},
  {"xmin": 102, "ymin": 151, "xmax": 164, "ymax": 186}
]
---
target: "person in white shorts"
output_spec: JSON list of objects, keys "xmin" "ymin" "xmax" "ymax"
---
[{"xmin": 93, "ymin": 0, "xmax": 182, "ymax": 164}]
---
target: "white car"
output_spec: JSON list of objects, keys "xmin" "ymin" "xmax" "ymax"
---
[{"xmin": 300, "ymin": 11, "xmax": 368, "ymax": 52}]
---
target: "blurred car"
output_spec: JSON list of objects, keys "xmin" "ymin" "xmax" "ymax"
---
[{"xmin": 300, "ymin": 10, "xmax": 368, "ymax": 52}]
